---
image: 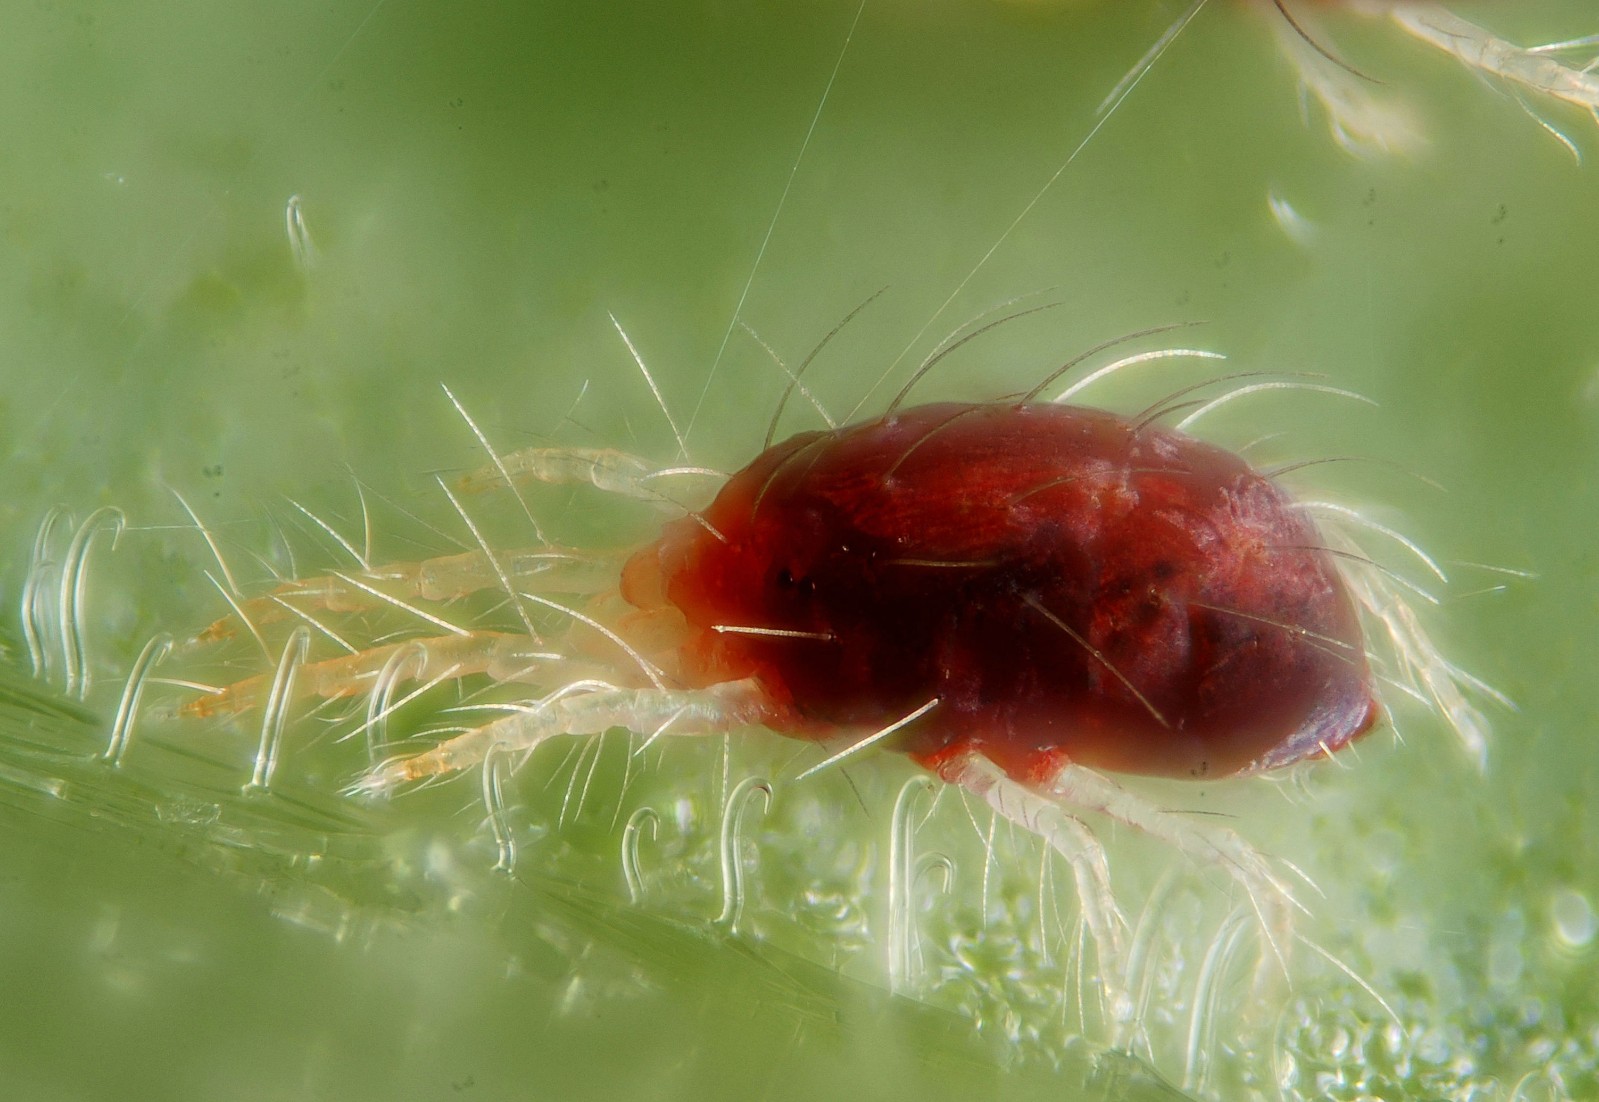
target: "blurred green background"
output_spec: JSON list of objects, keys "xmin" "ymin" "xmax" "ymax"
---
[{"xmin": 0, "ymin": 1, "xmax": 1596, "ymax": 1098}]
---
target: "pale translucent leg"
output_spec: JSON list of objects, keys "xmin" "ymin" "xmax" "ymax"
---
[
  {"xmin": 181, "ymin": 631, "xmax": 559, "ymax": 718},
  {"xmin": 937, "ymin": 753, "xmax": 1133, "ymax": 1025},
  {"xmin": 194, "ymin": 443, "xmax": 709, "ymax": 646},
  {"xmin": 1262, "ymin": 2, "xmax": 1599, "ymax": 152},
  {"xmin": 1038, "ymin": 762, "xmax": 1299, "ymax": 986},
  {"xmin": 1384, "ymin": 4, "xmax": 1599, "ymax": 124},
  {"xmin": 457, "ymin": 445, "xmax": 719, "ymax": 501},
  {"xmin": 350, "ymin": 677, "xmax": 775, "ymax": 796},
  {"xmin": 1256, "ymin": 0, "xmax": 1420, "ymax": 156},
  {"xmin": 191, "ymin": 546, "xmax": 624, "ymax": 645}
]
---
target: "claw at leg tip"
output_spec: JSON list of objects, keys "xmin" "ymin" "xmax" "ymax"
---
[{"xmin": 346, "ymin": 761, "xmax": 410, "ymax": 799}]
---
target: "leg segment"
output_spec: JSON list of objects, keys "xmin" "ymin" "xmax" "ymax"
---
[
  {"xmin": 180, "ymin": 631, "xmax": 559, "ymax": 718},
  {"xmin": 350, "ymin": 677, "xmax": 775, "ymax": 796},
  {"xmin": 1386, "ymin": 5, "xmax": 1599, "ymax": 125},
  {"xmin": 1256, "ymin": 0, "xmax": 1419, "ymax": 155},
  {"xmin": 458, "ymin": 446, "xmax": 719, "ymax": 502},
  {"xmin": 186, "ymin": 445, "xmax": 714, "ymax": 646},
  {"xmin": 190, "ymin": 546, "xmax": 625, "ymax": 646},
  {"xmin": 191, "ymin": 445, "xmax": 708, "ymax": 648},
  {"xmin": 1038, "ymin": 762, "xmax": 1300, "ymax": 984},
  {"xmin": 937, "ymin": 752, "xmax": 1133, "ymax": 1024}
]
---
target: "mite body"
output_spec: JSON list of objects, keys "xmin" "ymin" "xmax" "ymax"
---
[{"xmin": 624, "ymin": 401, "xmax": 1378, "ymax": 785}]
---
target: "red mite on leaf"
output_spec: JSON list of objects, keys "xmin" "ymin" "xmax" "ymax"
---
[{"xmin": 169, "ymin": 369, "xmax": 1486, "ymax": 1013}]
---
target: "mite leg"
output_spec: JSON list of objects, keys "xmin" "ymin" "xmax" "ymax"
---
[
  {"xmin": 1037, "ymin": 762, "xmax": 1300, "ymax": 987},
  {"xmin": 458, "ymin": 445, "xmax": 721, "ymax": 503},
  {"xmin": 349, "ymin": 677, "xmax": 776, "ymax": 796},
  {"xmin": 1254, "ymin": 0, "xmax": 1419, "ymax": 155},
  {"xmin": 190, "ymin": 545, "xmax": 624, "ymax": 646},
  {"xmin": 1384, "ymin": 5, "xmax": 1599, "ymax": 126},
  {"xmin": 937, "ymin": 752, "xmax": 1134, "ymax": 1025},
  {"xmin": 179, "ymin": 631, "xmax": 565, "ymax": 718},
  {"xmin": 191, "ymin": 447, "xmax": 705, "ymax": 648}
]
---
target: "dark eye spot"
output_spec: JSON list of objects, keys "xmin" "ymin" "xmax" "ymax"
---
[{"xmin": 775, "ymin": 567, "xmax": 818, "ymax": 598}]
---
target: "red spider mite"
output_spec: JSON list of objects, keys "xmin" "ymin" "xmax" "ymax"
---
[
  {"xmin": 179, "ymin": 384, "xmax": 1383, "ymax": 794},
  {"xmin": 168, "ymin": 348, "xmax": 1424, "ymax": 1013},
  {"xmin": 260, "ymin": 391, "xmax": 1386, "ymax": 808},
  {"xmin": 621, "ymin": 399, "xmax": 1381, "ymax": 787}
]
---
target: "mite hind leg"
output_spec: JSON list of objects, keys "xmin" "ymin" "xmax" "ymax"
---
[
  {"xmin": 1040, "ymin": 761, "xmax": 1301, "ymax": 989},
  {"xmin": 935, "ymin": 752, "xmax": 1300, "ymax": 1000},
  {"xmin": 349, "ymin": 677, "xmax": 777, "ymax": 797}
]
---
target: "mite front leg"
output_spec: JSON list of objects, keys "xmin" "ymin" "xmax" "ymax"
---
[
  {"xmin": 459, "ymin": 446, "xmax": 721, "ymax": 504},
  {"xmin": 350, "ymin": 677, "xmax": 777, "ymax": 796},
  {"xmin": 189, "ymin": 546, "xmax": 624, "ymax": 647},
  {"xmin": 180, "ymin": 631, "xmax": 562, "ymax": 718}
]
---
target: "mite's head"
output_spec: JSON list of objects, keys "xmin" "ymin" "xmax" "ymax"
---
[{"xmin": 619, "ymin": 429, "xmax": 837, "ymax": 690}]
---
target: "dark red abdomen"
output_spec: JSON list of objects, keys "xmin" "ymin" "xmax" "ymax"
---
[{"xmin": 632, "ymin": 402, "xmax": 1378, "ymax": 782}]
